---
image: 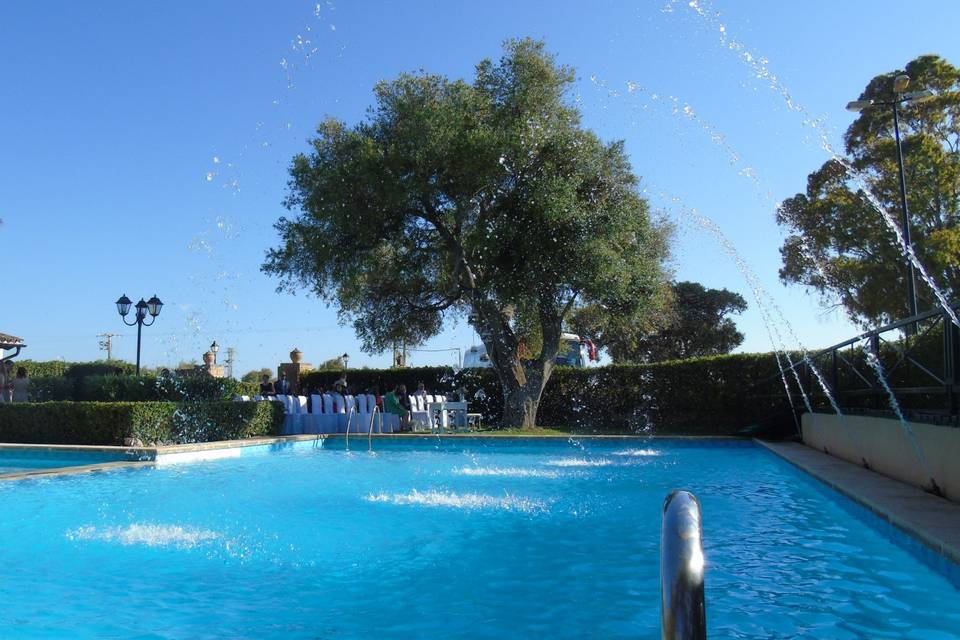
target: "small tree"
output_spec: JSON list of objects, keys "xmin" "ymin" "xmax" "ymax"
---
[{"xmin": 264, "ymin": 39, "xmax": 670, "ymax": 427}]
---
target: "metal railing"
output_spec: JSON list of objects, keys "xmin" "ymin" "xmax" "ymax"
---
[
  {"xmin": 755, "ymin": 302, "xmax": 960, "ymax": 425},
  {"xmin": 661, "ymin": 490, "xmax": 706, "ymax": 640}
]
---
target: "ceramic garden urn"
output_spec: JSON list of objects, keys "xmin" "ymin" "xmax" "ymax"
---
[
  {"xmin": 202, "ymin": 351, "xmax": 215, "ymax": 366},
  {"xmin": 290, "ymin": 348, "xmax": 303, "ymax": 364}
]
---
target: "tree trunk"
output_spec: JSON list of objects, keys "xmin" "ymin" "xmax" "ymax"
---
[
  {"xmin": 500, "ymin": 372, "xmax": 548, "ymax": 429},
  {"xmin": 471, "ymin": 298, "xmax": 563, "ymax": 429}
]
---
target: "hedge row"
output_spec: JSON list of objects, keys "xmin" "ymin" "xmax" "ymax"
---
[
  {"xmin": 0, "ymin": 401, "xmax": 284, "ymax": 446},
  {"xmin": 15, "ymin": 359, "xmax": 137, "ymax": 378},
  {"xmin": 28, "ymin": 375, "xmax": 258, "ymax": 403},
  {"xmin": 300, "ymin": 353, "xmax": 791, "ymax": 434}
]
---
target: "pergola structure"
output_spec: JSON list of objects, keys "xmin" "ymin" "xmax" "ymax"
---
[{"xmin": 0, "ymin": 333, "xmax": 26, "ymax": 362}]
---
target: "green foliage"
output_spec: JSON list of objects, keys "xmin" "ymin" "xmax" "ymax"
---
[
  {"xmin": 15, "ymin": 359, "xmax": 136, "ymax": 378},
  {"xmin": 263, "ymin": 38, "xmax": 671, "ymax": 427},
  {"xmin": 242, "ymin": 367, "xmax": 274, "ymax": 383},
  {"xmin": 0, "ymin": 401, "xmax": 284, "ymax": 446},
  {"xmin": 300, "ymin": 353, "xmax": 789, "ymax": 434},
  {"xmin": 778, "ymin": 55, "xmax": 960, "ymax": 325},
  {"xmin": 572, "ymin": 281, "xmax": 747, "ymax": 362},
  {"xmin": 28, "ymin": 374, "xmax": 258, "ymax": 403}
]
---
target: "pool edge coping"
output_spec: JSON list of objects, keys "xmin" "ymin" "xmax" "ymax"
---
[{"xmin": 755, "ymin": 439, "xmax": 960, "ymax": 566}]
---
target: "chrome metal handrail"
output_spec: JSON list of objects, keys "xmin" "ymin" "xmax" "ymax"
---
[{"xmin": 661, "ymin": 490, "xmax": 706, "ymax": 640}]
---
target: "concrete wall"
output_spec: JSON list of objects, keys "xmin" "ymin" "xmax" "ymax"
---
[{"xmin": 802, "ymin": 413, "xmax": 960, "ymax": 502}]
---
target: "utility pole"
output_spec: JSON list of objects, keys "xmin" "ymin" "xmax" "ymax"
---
[
  {"xmin": 98, "ymin": 333, "xmax": 120, "ymax": 360},
  {"xmin": 225, "ymin": 347, "xmax": 236, "ymax": 379}
]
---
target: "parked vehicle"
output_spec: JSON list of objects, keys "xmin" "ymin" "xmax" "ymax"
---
[{"xmin": 463, "ymin": 333, "xmax": 597, "ymax": 368}]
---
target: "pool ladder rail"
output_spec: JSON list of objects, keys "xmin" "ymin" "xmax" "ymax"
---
[{"xmin": 660, "ymin": 490, "xmax": 707, "ymax": 640}]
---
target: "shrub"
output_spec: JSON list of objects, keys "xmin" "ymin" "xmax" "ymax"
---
[
  {"xmin": 0, "ymin": 401, "xmax": 284, "ymax": 446},
  {"xmin": 299, "ymin": 354, "xmax": 791, "ymax": 434},
  {"xmin": 16, "ymin": 359, "xmax": 136, "ymax": 378},
  {"xmin": 26, "ymin": 375, "xmax": 259, "ymax": 403}
]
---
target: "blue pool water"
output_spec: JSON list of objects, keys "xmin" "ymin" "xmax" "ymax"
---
[
  {"xmin": 0, "ymin": 447, "xmax": 136, "ymax": 475},
  {"xmin": 1, "ymin": 438, "xmax": 958, "ymax": 638}
]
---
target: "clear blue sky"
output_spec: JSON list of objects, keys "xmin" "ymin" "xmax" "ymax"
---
[{"xmin": 2, "ymin": 1, "xmax": 958, "ymax": 374}]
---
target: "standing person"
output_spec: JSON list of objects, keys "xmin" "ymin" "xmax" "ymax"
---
[
  {"xmin": 12, "ymin": 367, "xmax": 29, "ymax": 402},
  {"xmin": 275, "ymin": 371, "xmax": 292, "ymax": 395},
  {"xmin": 259, "ymin": 374, "xmax": 276, "ymax": 396}
]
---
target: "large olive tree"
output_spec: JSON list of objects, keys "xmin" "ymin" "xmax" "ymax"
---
[{"xmin": 263, "ymin": 39, "xmax": 670, "ymax": 427}]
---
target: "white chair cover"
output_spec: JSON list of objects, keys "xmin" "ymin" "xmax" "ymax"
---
[{"xmin": 409, "ymin": 395, "xmax": 430, "ymax": 431}]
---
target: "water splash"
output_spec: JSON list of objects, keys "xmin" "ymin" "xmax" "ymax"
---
[
  {"xmin": 672, "ymin": 0, "xmax": 960, "ymax": 328},
  {"xmin": 67, "ymin": 524, "xmax": 219, "ymax": 548},
  {"xmin": 364, "ymin": 489, "xmax": 547, "ymax": 513},
  {"xmin": 610, "ymin": 448, "xmax": 662, "ymax": 457},
  {"xmin": 544, "ymin": 457, "xmax": 613, "ymax": 467},
  {"xmin": 453, "ymin": 466, "xmax": 562, "ymax": 479}
]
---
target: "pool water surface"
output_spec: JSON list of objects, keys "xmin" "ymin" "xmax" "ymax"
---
[{"xmin": 1, "ymin": 438, "xmax": 958, "ymax": 638}]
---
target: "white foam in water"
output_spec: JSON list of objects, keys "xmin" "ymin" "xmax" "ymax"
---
[
  {"xmin": 364, "ymin": 489, "xmax": 546, "ymax": 513},
  {"xmin": 453, "ymin": 466, "xmax": 562, "ymax": 479},
  {"xmin": 67, "ymin": 524, "xmax": 219, "ymax": 548},
  {"xmin": 544, "ymin": 457, "xmax": 614, "ymax": 467},
  {"xmin": 611, "ymin": 449, "xmax": 662, "ymax": 457}
]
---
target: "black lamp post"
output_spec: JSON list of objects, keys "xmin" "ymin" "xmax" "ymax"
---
[
  {"xmin": 847, "ymin": 74, "xmax": 936, "ymax": 321},
  {"xmin": 341, "ymin": 353, "xmax": 350, "ymax": 370},
  {"xmin": 210, "ymin": 340, "xmax": 220, "ymax": 364},
  {"xmin": 115, "ymin": 293, "xmax": 163, "ymax": 375}
]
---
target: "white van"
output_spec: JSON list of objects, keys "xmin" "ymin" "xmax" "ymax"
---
[{"xmin": 463, "ymin": 333, "xmax": 595, "ymax": 368}]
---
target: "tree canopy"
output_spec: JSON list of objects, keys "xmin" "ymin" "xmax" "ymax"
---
[
  {"xmin": 777, "ymin": 55, "xmax": 960, "ymax": 325},
  {"xmin": 263, "ymin": 39, "xmax": 670, "ymax": 426},
  {"xmin": 571, "ymin": 281, "xmax": 746, "ymax": 363}
]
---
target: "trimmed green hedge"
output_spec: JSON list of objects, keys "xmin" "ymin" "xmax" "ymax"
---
[
  {"xmin": 16, "ymin": 359, "xmax": 137, "ymax": 378},
  {"xmin": 28, "ymin": 375, "xmax": 258, "ymax": 403},
  {"xmin": 0, "ymin": 401, "xmax": 284, "ymax": 446},
  {"xmin": 300, "ymin": 353, "xmax": 791, "ymax": 434}
]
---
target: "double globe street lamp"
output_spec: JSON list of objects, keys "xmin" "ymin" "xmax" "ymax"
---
[
  {"xmin": 115, "ymin": 294, "xmax": 163, "ymax": 375},
  {"xmin": 846, "ymin": 74, "xmax": 936, "ymax": 320}
]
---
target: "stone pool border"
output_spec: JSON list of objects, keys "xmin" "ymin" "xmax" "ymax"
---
[{"xmin": 757, "ymin": 440, "xmax": 960, "ymax": 566}]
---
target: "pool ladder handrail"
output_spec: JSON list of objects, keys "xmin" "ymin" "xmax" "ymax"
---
[
  {"xmin": 660, "ymin": 490, "xmax": 706, "ymax": 640},
  {"xmin": 367, "ymin": 405, "xmax": 382, "ymax": 450},
  {"xmin": 343, "ymin": 404, "xmax": 358, "ymax": 449}
]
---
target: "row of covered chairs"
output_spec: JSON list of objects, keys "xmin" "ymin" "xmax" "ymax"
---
[{"xmin": 235, "ymin": 393, "xmax": 399, "ymax": 435}]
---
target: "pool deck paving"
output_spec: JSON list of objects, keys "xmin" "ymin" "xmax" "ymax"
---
[{"xmin": 758, "ymin": 439, "xmax": 960, "ymax": 565}]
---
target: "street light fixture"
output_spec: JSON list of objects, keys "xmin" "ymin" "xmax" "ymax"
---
[
  {"xmin": 115, "ymin": 293, "xmax": 163, "ymax": 375},
  {"xmin": 341, "ymin": 353, "xmax": 350, "ymax": 369},
  {"xmin": 845, "ymin": 74, "xmax": 937, "ymax": 321},
  {"xmin": 210, "ymin": 340, "xmax": 220, "ymax": 364}
]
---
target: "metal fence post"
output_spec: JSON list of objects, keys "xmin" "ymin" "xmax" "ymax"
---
[
  {"xmin": 871, "ymin": 332, "xmax": 882, "ymax": 411},
  {"xmin": 945, "ymin": 310, "xmax": 960, "ymax": 417}
]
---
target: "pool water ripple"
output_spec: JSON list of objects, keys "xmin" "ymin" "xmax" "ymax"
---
[{"xmin": 0, "ymin": 439, "xmax": 957, "ymax": 638}]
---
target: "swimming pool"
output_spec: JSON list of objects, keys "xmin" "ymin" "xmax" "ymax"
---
[{"xmin": 1, "ymin": 438, "xmax": 958, "ymax": 638}]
